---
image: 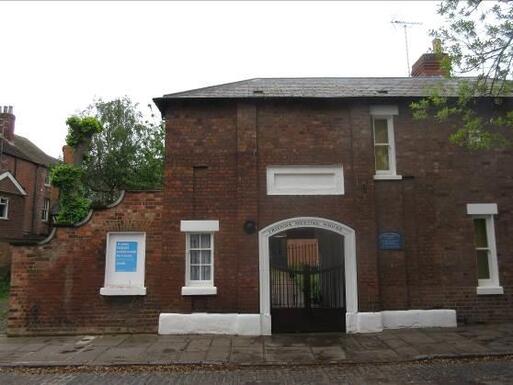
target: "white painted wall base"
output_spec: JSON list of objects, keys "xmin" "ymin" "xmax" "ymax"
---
[
  {"xmin": 346, "ymin": 309, "xmax": 457, "ymax": 333},
  {"xmin": 158, "ymin": 313, "xmax": 265, "ymax": 335},
  {"xmin": 159, "ymin": 310, "xmax": 456, "ymax": 335}
]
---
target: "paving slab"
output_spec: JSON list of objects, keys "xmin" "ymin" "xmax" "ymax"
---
[
  {"xmin": 177, "ymin": 350, "xmax": 207, "ymax": 363},
  {"xmin": 92, "ymin": 346, "xmax": 150, "ymax": 364},
  {"xmin": 230, "ymin": 347, "xmax": 264, "ymax": 364},
  {"xmin": 205, "ymin": 347, "xmax": 231, "ymax": 362},
  {"xmin": 311, "ymin": 346, "xmax": 346, "ymax": 361},
  {"xmin": 185, "ymin": 338, "xmax": 212, "ymax": 352},
  {"xmin": 264, "ymin": 346, "xmax": 315, "ymax": 363},
  {"xmin": 0, "ymin": 323, "xmax": 512, "ymax": 367}
]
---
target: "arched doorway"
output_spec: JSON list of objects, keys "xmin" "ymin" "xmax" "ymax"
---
[{"xmin": 258, "ymin": 217, "xmax": 357, "ymax": 334}]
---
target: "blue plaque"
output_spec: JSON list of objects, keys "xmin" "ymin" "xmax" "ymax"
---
[
  {"xmin": 115, "ymin": 241, "xmax": 138, "ymax": 272},
  {"xmin": 378, "ymin": 232, "xmax": 402, "ymax": 250}
]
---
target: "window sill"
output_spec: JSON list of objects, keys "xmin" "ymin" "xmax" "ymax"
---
[
  {"xmin": 476, "ymin": 286, "xmax": 503, "ymax": 295},
  {"xmin": 0, "ymin": 218, "xmax": 8, "ymax": 221},
  {"xmin": 373, "ymin": 174, "xmax": 403, "ymax": 181},
  {"xmin": 181, "ymin": 286, "xmax": 217, "ymax": 296},
  {"xmin": 100, "ymin": 287, "xmax": 147, "ymax": 296}
]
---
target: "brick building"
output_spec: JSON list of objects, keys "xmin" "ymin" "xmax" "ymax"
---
[
  {"xmin": 7, "ymin": 50, "xmax": 513, "ymax": 336},
  {"xmin": 0, "ymin": 106, "xmax": 57, "ymax": 241}
]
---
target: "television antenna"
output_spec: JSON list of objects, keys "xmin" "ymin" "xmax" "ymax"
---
[{"xmin": 391, "ymin": 20, "xmax": 423, "ymax": 76}]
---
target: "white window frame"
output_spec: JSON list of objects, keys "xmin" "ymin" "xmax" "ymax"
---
[
  {"xmin": 372, "ymin": 116, "xmax": 398, "ymax": 177},
  {"xmin": 467, "ymin": 203, "xmax": 503, "ymax": 295},
  {"xmin": 100, "ymin": 232, "xmax": 147, "ymax": 296},
  {"xmin": 185, "ymin": 232, "xmax": 214, "ymax": 285},
  {"xmin": 0, "ymin": 197, "xmax": 8, "ymax": 220},
  {"xmin": 370, "ymin": 105, "xmax": 401, "ymax": 180},
  {"xmin": 41, "ymin": 198, "xmax": 50, "ymax": 222},
  {"xmin": 180, "ymin": 220, "xmax": 219, "ymax": 295}
]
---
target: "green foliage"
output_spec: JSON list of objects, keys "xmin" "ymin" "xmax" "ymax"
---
[
  {"xmin": 50, "ymin": 163, "xmax": 90, "ymax": 224},
  {"xmin": 65, "ymin": 116, "xmax": 102, "ymax": 147},
  {"xmin": 411, "ymin": 0, "xmax": 513, "ymax": 150},
  {"xmin": 81, "ymin": 97, "xmax": 164, "ymax": 205},
  {"xmin": 53, "ymin": 96, "xmax": 164, "ymax": 221}
]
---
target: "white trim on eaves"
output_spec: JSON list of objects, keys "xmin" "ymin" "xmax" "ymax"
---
[{"xmin": 0, "ymin": 171, "xmax": 27, "ymax": 196}]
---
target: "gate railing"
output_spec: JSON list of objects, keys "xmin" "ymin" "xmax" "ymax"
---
[{"xmin": 271, "ymin": 263, "xmax": 344, "ymax": 309}]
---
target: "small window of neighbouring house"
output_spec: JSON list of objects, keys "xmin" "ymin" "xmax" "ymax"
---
[
  {"xmin": 0, "ymin": 197, "xmax": 8, "ymax": 219},
  {"xmin": 44, "ymin": 173, "xmax": 50, "ymax": 186},
  {"xmin": 41, "ymin": 199, "xmax": 50, "ymax": 222}
]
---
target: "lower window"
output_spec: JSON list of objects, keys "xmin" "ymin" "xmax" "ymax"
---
[
  {"xmin": 180, "ymin": 220, "xmax": 219, "ymax": 295},
  {"xmin": 187, "ymin": 233, "xmax": 213, "ymax": 284}
]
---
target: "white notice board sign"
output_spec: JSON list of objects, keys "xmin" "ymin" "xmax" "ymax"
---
[{"xmin": 100, "ymin": 232, "xmax": 146, "ymax": 296}]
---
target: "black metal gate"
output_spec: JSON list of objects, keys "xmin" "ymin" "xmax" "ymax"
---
[{"xmin": 270, "ymin": 234, "xmax": 346, "ymax": 333}]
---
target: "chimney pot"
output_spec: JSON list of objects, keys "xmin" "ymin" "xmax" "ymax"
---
[
  {"xmin": 432, "ymin": 38, "xmax": 442, "ymax": 54},
  {"xmin": 0, "ymin": 105, "xmax": 15, "ymax": 141}
]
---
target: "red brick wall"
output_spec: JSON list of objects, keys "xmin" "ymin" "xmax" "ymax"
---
[
  {"xmin": 388, "ymin": 101, "xmax": 513, "ymax": 324},
  {"xmin": 8, "ymin": 191, "xmax": 163, "ymax": 335},
  {"xmin": 162, "ymin": 98, "xmax": 513, "ymax": 324},
  {"xmin": 8, "ymin": 97, "xmax": 513, "ymax": 335}
]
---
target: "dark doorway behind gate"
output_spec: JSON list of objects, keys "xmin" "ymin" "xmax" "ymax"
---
[{"xmin": 269, "ymin": 228, "xmax": 345, "ymax": 333}]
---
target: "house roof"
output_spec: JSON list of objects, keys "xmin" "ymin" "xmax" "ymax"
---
[
  {"xmin": 1, "ymin": 134, "xmax": 58, "ymax": 167},
  {"xmin": 153, "ymin": 77, "xmax": 508, "ymax": 111}
]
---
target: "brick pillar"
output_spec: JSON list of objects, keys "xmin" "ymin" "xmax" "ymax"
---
[{"xmin": 236, "ymin": 102, "xmax": 259, "ymax": 313}]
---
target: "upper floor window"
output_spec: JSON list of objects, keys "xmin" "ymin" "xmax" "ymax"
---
[
  {"xmin": 467, "ymin": 203, "xmax": 502, "ymax": 295},
  {"xmin": 0, "ymin": 197, "xmax": 8, "ymax": 219},
  {"xmin": 44, "ymin": 173, "xmax": 51, "ymax": 187},
  {"xmin": 41, "ymin": 199, "xmax": 50, "ymax": 222},
  {"xmin": 370, "ymin": 105, "xmax": 401, "ymax": 180},
  {"xmin": 373, "ymin": 117, "xmax": 396, "ymax": 175}
]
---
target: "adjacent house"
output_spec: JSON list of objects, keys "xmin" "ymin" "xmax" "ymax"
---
[
  {"xmin": 7, "ymin": 47, "xmax": 513, "ymax": 336},
  {"xmin": 0, "ymin": 106, "xmax": 57, "ymax": 241}
]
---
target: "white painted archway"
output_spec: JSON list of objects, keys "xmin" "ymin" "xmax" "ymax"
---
[{"xmin": 258, "ymin": 217, "xmax": 357, "ymax": 335}]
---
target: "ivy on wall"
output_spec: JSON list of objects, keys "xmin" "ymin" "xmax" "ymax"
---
[{"xmin": 50, "ymin": 163, "xmax": 91, "ymax": 225}]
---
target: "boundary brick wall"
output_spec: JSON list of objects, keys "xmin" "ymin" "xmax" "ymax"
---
[{"xmin": 8, "ymin": 191, "xmax": 163, "ymax": 336}]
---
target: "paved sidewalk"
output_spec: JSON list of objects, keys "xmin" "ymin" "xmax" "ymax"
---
[{"xmin": 0, "ymin": 323, "xmax": 512, "ymax": 367}]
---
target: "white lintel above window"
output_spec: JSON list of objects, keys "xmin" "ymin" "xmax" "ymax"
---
[
  {"xmin": 180, "ymin": 220, "xmax": 219, "ymax": 232},
  {"xmin": 370, "ymin": 105, "xmax": 399, "ymax": 116},
  {"xmin": 266, "ymin": 165, "xmax": 344, "ymax": 196},
  {"xmin": 466, "ymin": 203, "xmax": 498, "ymax": 215}
]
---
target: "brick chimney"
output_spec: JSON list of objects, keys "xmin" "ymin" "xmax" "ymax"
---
[
  {"xmin": 411, "ymin": 39, "xmax": 449, "ymax": 77},
  {"xmin": 0, "ymin": 106, "xmax": 15, "ymax": 142}
]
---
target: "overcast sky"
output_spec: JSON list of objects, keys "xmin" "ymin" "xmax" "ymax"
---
[{"xmin": 0, "ymin": 1, "xmax": 443, "ymax": 158}]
